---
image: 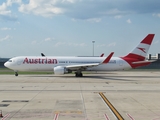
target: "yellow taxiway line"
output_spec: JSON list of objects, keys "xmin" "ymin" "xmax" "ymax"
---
[{"xmin": 99, "ymin": 92, "xmax": 124, "ymax": 120}]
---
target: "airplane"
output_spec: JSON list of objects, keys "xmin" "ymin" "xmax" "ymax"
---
[{"xmin": 4, "ymin": 34, "xmax": 155, "ymax": 77}]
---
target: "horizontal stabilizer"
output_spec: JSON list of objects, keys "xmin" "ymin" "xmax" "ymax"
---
[{"xmin": 132, "ymin": 60, "xmax": 156, "ymax": 64}]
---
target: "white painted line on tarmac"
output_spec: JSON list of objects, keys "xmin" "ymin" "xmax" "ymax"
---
[
  {"xmin": 53, "ymin": 113, "xmax": 59, "ymax": 120},
  {"xmin": 1, "ymin": 114, "xmax": 10, "ymax": 120},
  {"xmin": 104, "ymin": 113, "xmax": 110, "ymax": 120},
  {"xmin": 126, "ymin": 113, "xmax": 135, "ymax": 120}
]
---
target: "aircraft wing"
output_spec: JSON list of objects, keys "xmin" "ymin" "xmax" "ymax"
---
[{"xmin": 66, "ymin": 52, "xmax": 114, "ymax": 70}]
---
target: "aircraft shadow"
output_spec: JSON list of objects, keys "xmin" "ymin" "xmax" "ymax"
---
[{"xmin": 26, "ymin": 75, "xmax": 137, "ymax": 81}]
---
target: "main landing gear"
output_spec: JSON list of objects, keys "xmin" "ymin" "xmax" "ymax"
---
[
  {"xmin": 15, "ymin": 72, "xmax": 18, "ymax": 76},
  {"xmin": 75, "ymin": 71, "xmax": 83, "ymax": 77}
]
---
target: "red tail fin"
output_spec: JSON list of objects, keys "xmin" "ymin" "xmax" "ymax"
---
[
  {"xmin": 121, "ymin": 34, "xmax": 155, "ymax": 68},
  {"xmin": 122, "ymin": 34, "xmax": 154, "ymax": 61}
]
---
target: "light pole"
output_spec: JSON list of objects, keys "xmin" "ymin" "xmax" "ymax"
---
[{"xmin": 92, "ymin": 41, "xmax": 95, "ymax": 56}]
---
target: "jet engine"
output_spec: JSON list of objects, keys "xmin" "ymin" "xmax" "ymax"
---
[{"xmin": 54, "ymin": 66, "xmax": 72, "ymax": 75}]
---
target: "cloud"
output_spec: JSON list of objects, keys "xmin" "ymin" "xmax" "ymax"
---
[
  {"xmin": 64, "ymin": 1, "xmax": 160, "ymax": 20},
  {"xmin": 55, "ymin": 41, "xmax": 87, "ymax": 47},
  {"xmin": 108, "ymin": 42, "xmax": 116, "ymax": 47},
  {"xmin": 0, "ymin": 27, "xmax": 11, "ymax": 30},
  {"xmin": 18, "ymin": 0, "xmax": 65, "ymax": 17},
  {"xmin": 0, "ymin": 35, "xmax": 11, "ymax": 42},
  {"xmin": 68, "ymin": 42, "xmax": 86, "ymax": 47},
  {"xmin": 31, "ymin": 37, "xmax": 54, "ymax": 45},
  {"xmin": 114, "ymin": 15, "xmax": 122, "ymax": 19},
  {"xmin": 62, "ymin": 0, "xmax": 76, "ymax": 4},
  {"xmin": 153, "ymin": 13, "xmax": 160, "ymax": 17},
  {"xmin": 125, "ymin": 1, "xmax": 160, "ymax": 14},
  {"xmin": 0, "ymin": 0, "xmax": 21, "ymax": 21},
  {"xmin": 1, "ymin": 0, "xmax": 160, "ymax": 21},
  {"xmin": 0, "ymin": 2, "xmax": 13, "ymax": 21},
  {"xmin": 79, "ymin": 43, "xmax": 86, "ymax": 47},
  {"xmin": 126, "ymin": 19, "xmax": 132, "ymax": 24},
  {"xmin": 55, "ymin": 42, "xmax": 66, "ymax": 47},
  {"xmin": 154, "ymin": 40, "xmax": 159, "ymax": 44},
  {"xmin": 31, "ymin": 40, "xmax": 37, "ymax": 44},
  {"xmin": 102, "ymin": 8, "xmax": 128, "ymax": 16},
  {"xmin": 97, "ymin": 42, "xmax": 117, "ymax": 47},
  {"xmin": 86, "ymin": 18, "xmax": 101, "ymax": 23},
  {"xmin": 44, "ymin": 37, "xmax": 54, "ymax": 42},
  {"xmin": 17, "ymin": 0, "xmax": 160, "ymax": 20},
  {"xmin": 6, "ymin": 0, "xmax": 22, "ymax": 6},
  {"xmin": 97, "ymin": 44, "xmax": 106, "ymax": 47}
]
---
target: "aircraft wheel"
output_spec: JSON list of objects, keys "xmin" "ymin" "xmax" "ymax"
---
[
  {"xmin": 75, "ymin": 72, "xmax": 78, "ymax": 77},
  {"xmin": 75, "ymin": 72, "xmax": 83, "ymax": 77},
  {"xmin": 80, "ymin": 73, "xmax": 83, "ymax": 77},
  {"xmin": 15, "ymin": 72, "xmax": 18, "ymax": 76}
]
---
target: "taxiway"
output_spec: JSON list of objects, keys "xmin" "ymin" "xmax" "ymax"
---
[{"xmin": 0, "ymin": 71, "xmax": 160, "ymax": 120}]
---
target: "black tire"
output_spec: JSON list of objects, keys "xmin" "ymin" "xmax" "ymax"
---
[
  {"xmin": 80, "ymin": 73, "xmax": 83, "ymax": 77},
  {"xmin": 75, "ymin": 73, "xmax": 78, "ymax": 77},
  {"xmin": 15, "ymin": 73, "xmax": 18, "ymax": 76}
]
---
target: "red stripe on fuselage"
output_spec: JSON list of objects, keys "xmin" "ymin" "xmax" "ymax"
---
[
  {"xmin": 122, "ymin": 53, "xmax": 145, "ymax": 61},
  {"xmin": 121, "ymin": 55, "xmax": 150, "ymax": 68}
]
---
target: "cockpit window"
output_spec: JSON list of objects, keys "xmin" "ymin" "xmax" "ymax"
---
[{"xmin": 8, "ymin": 59, "xmax": 12, "ymax": 62}]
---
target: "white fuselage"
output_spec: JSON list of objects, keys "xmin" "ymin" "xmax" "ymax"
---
[{"xmin": 4, "ymin": 56, "xmax": 131, "ymax": 72}]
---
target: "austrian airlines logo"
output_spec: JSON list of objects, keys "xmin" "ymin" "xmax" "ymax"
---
[
  {"xmin": 23, "ymin": 58, "xmax": 58, "ymax": 64},
  {"xmin": 137, "ymin": 47, "xmax": 146, "ymax": 53}
]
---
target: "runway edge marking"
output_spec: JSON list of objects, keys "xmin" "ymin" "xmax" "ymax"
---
[{"xmin": 99, "ymin": 92, "xmax": 124, "ymax": 120}]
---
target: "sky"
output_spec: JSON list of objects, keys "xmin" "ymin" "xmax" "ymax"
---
[{"xmin": 0, "ymin": 0, "xmax": 160, "ymax": 58}]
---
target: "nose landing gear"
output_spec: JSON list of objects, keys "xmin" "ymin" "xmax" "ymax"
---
[{"xmin": 15, "ymin": 72, "xmax": 18, "ymax": 76}]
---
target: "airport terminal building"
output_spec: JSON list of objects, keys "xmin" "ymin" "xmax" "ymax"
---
[
  {"xmin": 0, "ymin": 54, "xmax": 160, "ymax": 69},
  {"xmin": 139, "ymin": 53, "xmax": 160, "ymax": 69}
]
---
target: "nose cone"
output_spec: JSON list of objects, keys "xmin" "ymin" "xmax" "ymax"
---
[{"xmin": 4, "ymin": 62, "xmax": 9, "ymax": 68}]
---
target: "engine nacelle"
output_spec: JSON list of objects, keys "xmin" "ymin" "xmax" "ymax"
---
[{"xmin": 53, "ymin": 66, "xmax": 72, "ymax": 75}]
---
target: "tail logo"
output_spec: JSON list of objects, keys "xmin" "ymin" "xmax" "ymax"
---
[{"xmin": 137, "ymin": 47, "xmax": 146, "ymax": 53}]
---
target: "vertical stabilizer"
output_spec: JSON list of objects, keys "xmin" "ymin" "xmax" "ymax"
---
[
  {"xmin": 121, "ymin": 34, "xmax": 155, "ymax": 68},
  {"xmin": 123, "ymin": 34, "xmax": 155, "ymax": 61}
]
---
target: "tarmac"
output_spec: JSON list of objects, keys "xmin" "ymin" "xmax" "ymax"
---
[{"xmin": 0, "ymin": 71, "xmax": 160, "ymax": 120}]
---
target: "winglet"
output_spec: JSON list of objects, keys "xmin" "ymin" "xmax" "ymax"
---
[{"xmin": 102, "ymin": 52, "xmax": 114, "ymax": 64}]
